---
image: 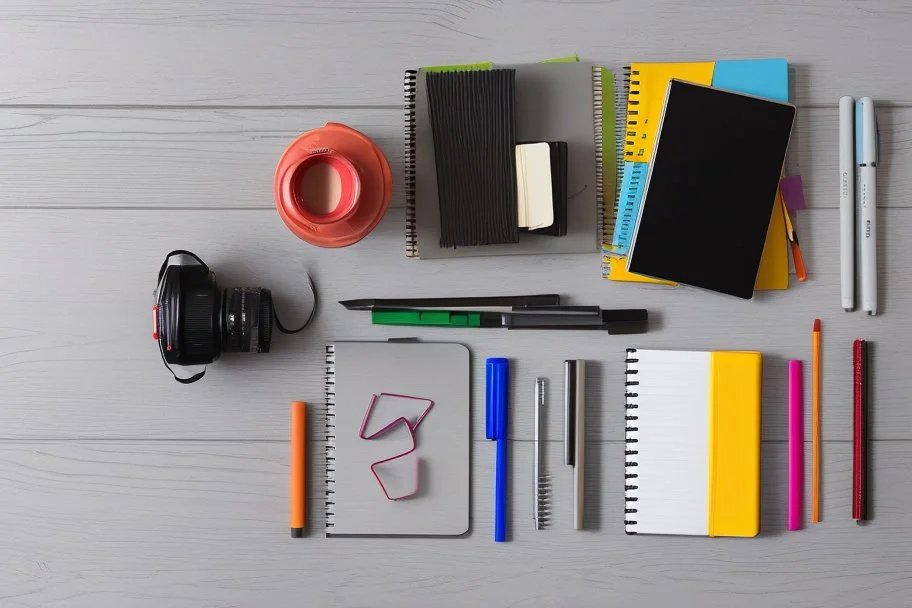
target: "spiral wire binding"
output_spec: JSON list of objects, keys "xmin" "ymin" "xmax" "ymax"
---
[
  {"xmin": 624, "ymin": 66, "xmax": 641, "ymax": 159},
  {"xmin": 613, "ymin": 69, "xmax": 629, "ymax": 240},
  {"xmin": 624, "ymin": 347, "xmax": 639, "ymax": 534},
  {"xmin": 324, "ymin": 345, "xmax": 337, "ymax": 531},
  {"xmin": 592, "ymin": 66, "xmax": 605, "ymax": 247},
  {"xmin": 602, "ymin": 67, "xmax": 633, "ymax": 277},
  {"xmin": 602, "ymin": 67, "xmax": 643, "ymax": 264},
  {"xmin": 403, "ymin": 70, "xmax": 419, "ymax": 258}
]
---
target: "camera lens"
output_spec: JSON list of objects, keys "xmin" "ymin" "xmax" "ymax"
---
[{"xmin": 221, "ymin": 287, "xmax": 274, "ymax": 353}]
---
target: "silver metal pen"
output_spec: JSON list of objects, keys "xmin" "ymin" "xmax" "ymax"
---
[{"xmin": 533, "ymin": 378, "xmax": 549, "ymax": 529}]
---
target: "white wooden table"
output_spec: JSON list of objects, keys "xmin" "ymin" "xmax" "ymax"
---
[{"xmin": 2, "ymin": 1, "xmax": 911, "ymax": 606}]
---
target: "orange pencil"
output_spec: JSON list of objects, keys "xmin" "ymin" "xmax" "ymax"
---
[
  {"xmin": 812, "ymin": 320, "xmax": 821, "ymax": 522},
  {"xmin": 290, "ymin": 401, "xmax": 306, "ymax": 537},
  {"xmin": 782, "ymin": 204, "xmax": 808, "ymax": 282}
]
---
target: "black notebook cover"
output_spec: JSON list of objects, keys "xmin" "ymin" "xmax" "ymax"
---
[
  {"xmin": 426, "ymin": 69, "xmax": 517, "ymax": 247},
  {"xmin": 627, "ymin": 80, "xmax": 796, "ymax": 299}
]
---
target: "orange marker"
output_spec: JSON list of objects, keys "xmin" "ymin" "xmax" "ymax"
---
[
  {"xmin": 290, "ymin": 401, "xmax": 306, "ymax": 537},
  {"xmin": 812, "ymin": 320, "xmax": 821, "ymax": 523}
]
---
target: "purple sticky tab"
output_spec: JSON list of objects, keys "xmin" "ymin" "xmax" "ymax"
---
[{"xmin": 780, "ymin": 175, "xmax": 806, "ymax": 211}]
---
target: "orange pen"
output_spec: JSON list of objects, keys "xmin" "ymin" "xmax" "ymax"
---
[{"xmin": 290, "ymin": 401, "xmax": 306, "ymax": 537}]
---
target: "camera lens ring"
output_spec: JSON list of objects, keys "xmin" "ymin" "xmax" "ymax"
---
[{"xmin": 222, "ymin": 287, "xmax": 273, "ymax": 354}]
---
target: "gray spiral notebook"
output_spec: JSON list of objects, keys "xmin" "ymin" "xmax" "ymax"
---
[
  {"xmin": 404, "ymin": 62, "xmax": 604, "ymax": 259},
  {"xmin": 324, "ymin": 341, "xmax": 470, "ymax": 536}
]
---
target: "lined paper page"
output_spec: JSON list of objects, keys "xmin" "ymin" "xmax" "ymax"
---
[{"xmin": 630, "ymin": 349, "xmax": 710, "ymax": 536}]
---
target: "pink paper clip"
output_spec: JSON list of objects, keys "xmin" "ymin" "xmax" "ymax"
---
[{"xmin": 359, "ymin": 393, "xmax": 434, "ymax": 501}]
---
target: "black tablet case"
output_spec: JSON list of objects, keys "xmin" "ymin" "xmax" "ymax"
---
[{"xmin": 627, "ymin": 80, "xmax": 796, "ymax": 299}]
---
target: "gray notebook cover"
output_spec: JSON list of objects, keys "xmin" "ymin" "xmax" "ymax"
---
[
  {"xmin": 413, "ymin": 62, "xmax": 601, "ymax": 259},
  {"xmin": 326, "ymin": 341, "xmax": 470, "ymax": 536}
]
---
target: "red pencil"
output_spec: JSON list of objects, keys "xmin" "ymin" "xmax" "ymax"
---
[{"xmin": 853, "ymin": 340, "xmax": 869, "ymax": 522}]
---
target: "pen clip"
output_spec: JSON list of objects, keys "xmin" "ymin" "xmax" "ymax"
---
[
  {"xmin": 564, "ymin": 360, "xmax": 576, "ymax": 466},
  {"xmin": 486, "ymin": 358, "xmax": 509, "ymax": 440}
]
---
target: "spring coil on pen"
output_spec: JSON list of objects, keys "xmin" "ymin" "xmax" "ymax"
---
[{"xmin": 533, "ymin": 378, "xmax": 551, "ymax": 529}]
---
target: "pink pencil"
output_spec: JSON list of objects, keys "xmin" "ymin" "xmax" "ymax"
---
[{"xmin": 788, "ymin": 360, "xmax": 803, "ymax": 531}]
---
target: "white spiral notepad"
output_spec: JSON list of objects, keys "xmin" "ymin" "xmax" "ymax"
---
[{"xmin": 625, "ymin": 348, "xmax": 762, "ymax": 537}]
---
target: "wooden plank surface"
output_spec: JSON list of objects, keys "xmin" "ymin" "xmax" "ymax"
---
[
  {"xmin": 1, "ymin": 105, "xmax": 910, "ymax": 210},
  {"xmin": 0, "ymin": 108, "xmax": 404, "ymax": 209},
  {"xmin": 1, "ymin": 439, "xmax": 909, "ymax": 608},
  {"xmin": 2, "ymin": 0, "xmax": 912, "ymax": 106},
  {"xmin": 0, "ymin": 207, "xmax": 907, "ymax": 441},
  {"xmin": 4, "ymin": 0, "xmax": 912, "ymax": 604}
]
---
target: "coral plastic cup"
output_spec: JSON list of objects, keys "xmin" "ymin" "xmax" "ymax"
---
[{"xmin": 275, "ymin": 123, "xmax": 392, "ymax": 247}]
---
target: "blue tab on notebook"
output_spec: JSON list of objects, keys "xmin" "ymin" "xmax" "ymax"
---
[
  {"xmin": 711, "ymin": 58, "xmax": 789, "ymax": 102},
  {"xmin": 612, "ymin": 162, "xmax": 648, "ymax": 254}
]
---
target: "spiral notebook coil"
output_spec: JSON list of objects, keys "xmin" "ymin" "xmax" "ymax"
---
[
  {"xmin": 623, "ymin": 66, "xmax": 642, "ymax": 160},
  {"xmin": 592, "ymin": 66, "xmax": 606, "ymax": 245},
  {"xmin": 403, "ymin": 70, "xmax": 419, "ymax": 258},
  {"xmin": 624, "ymin": 347, "xmax": 640, "ymax": 534},
  {"xmin": 325, "ymin": 344, "xmax": 337, "ymax": 531}
]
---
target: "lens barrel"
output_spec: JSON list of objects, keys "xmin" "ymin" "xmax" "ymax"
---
[{"xmin": 221, "ymin": 287, "xmax": 274, "ymax": 353}]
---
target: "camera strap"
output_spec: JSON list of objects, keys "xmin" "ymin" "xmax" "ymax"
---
[
  {"xmin": 161, "ymin": 351, "xmax": 208, "ymax": 384},
  {"xmin": 273, "ymin": 274, "xmax": 319, "ymax": 335}
]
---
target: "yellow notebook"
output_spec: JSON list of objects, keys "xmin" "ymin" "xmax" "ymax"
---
[
  {"xmin": 753, "ymin": 190, "xmax": 790, "ymax": 290},
  {"xmin": 606, "ymin": 59, "xmax": 790, "ymax": 290},
  {"xmin": 625, "ymin": 348, "xmax": 761, "ymax": 537}
]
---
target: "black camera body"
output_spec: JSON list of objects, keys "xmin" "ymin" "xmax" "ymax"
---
[{"xmin": 154, "ymin": 250, "xmax": 314, "ymax": 383}]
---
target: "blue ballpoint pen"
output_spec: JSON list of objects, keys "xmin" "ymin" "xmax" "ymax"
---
[{"xmin": 486, "ymin": 358, "xmax": 509, "ymax": 542}]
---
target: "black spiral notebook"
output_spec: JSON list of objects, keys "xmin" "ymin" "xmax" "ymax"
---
[
  {"xmin": 627, "ymin": 80, "xmax": 796, "ymax": 299},
  {"xmin": 404, "ymin": 62, "xmax": 605, "ymax": 259}
]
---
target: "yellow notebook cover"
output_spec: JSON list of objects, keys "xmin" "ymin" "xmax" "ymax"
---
[
  {"xmin": 753, "ymin": 190, "xmax": 789, "ymax": 290},
  {"xmin": 623, "ymin": 62, "xmax": 715, "ymax": 163},
  {"xmin": 708, "ymin": 351, "xmax": 762, "ymax": 537}
]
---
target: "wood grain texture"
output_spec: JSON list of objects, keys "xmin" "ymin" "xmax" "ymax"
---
[
  {"xmin": 1, "ymin": 105, "xmax": 910, "ymax": 210},
  {"xmin": 0, "ymin": 107, "xmax": 404, "ymax": 209},
  {"xmin": 2, "ymin": 0, "xmax": 912, "ymax": 106},
  {"xmin": 4, "ymin": 0, "xmax": 912, "ymax": 603},
  {"xmin": 0, "ymin": 207, "xmax": 908, "ymax": 441},
  {"xmin": 1, "ymin": 439, "xmax": 910, "ymax": 608}
]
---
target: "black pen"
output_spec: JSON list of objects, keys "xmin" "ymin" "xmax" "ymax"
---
[{"xmin": 339, "ymin": 294, "xmax": 561, "ymax": 311}]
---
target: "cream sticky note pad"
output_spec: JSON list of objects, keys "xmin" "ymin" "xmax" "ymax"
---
[{"xmin": 516, "ymin": 143, "xmax": 554, "ymax": 229}]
